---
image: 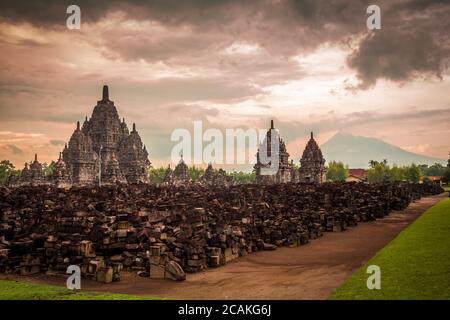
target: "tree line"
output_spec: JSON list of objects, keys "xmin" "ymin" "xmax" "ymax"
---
[
  {"xmin": 1, "ymin": 157, "xmax": 449, "ymax": 186},
  {"xmin": 326, "ymin": 159, "xmax": 450, "ymax": 184},
  {"xmin": 148, "ymin": 166, "xmax": 256, "ymax": 184}
]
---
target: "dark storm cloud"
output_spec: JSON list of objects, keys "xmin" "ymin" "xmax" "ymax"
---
[
  {"xmin": 0, "ymin": 0, "xmax": 243, "ymax": 26},
  {"xmin": 0, "ymin": 0, "xmax": 449, "ymax": 89},
  {"xmin": 347, "ymin": 0, "xmax": 450, "ymax": 88},
  {"xmin": 347, "ymin": 29, "xmax": 449, "ymax": 89}
]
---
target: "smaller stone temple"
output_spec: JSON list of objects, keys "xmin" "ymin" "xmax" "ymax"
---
[
  {"xmin": 173, "ymin": 156, "xmax": 189, "ymax": 183},
  {"xmin": 163, "ymin": 156, "xmax": 190, "ymax": 185},
  {"xmin": 254, "ymin": 120, "xmax": 293, "ymax": 184},
  {"xmin": 9, "ymin": 154, "xmax": 48, "ymax": 187},
  {"xmin": 199, "ymin": 163, "xmax": 234, "ymax": 187},
  {"xmin": 298, "ymin": 132, "xmax": 326, "ymax": 183},
  {"xmin": 52, "ymin": 152, "xmax": 71, "ymax": 188}
]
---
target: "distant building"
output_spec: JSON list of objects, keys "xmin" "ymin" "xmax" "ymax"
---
[
  {"xmin": 254, "ymin": 120, "xmax": 293, "ymax": 184},
  {"xmin": 346, "ymin": 168, "xmax": 367, "ymax": 182},
  {"xmin": 163, "ymin": 156, "xmax": 190, "ymax": 186},
  {"xmin": 298, "ymin": 132, "xmax": 326, "ymax": 183},
  {"xmin": 199, "ymin": 163, "xmax": 234, "ymax": 187},
  {"xmin": 423, "ymin": 176, "xmax": 443, "ymax": 186}
]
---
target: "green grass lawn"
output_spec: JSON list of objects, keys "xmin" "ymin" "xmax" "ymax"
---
[
  {"xmin": 0, "ymin": 279, "xmax": 161, "ymax": 300},
  {"xmin": 443, "ymin": 185, "xmax": 450, "ymax": 192},
  {"xmin": 330, "ymin": 198, "xmax": 450, "ymax": 300}
]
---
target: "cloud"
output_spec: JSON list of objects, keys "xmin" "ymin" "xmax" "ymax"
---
[
  {"xmin": 347, "ymin": 2, "xmax": 450, "ymax": 89},
  {"xmin": 0, "ymin": 131, "xmax": 44, "ymax": 139},
  {"xmin": 7, "ymin": 144, "xmax": 23, "ymax": 155},
  {"xmin": 1, "ymin": 0, "xmax": 448, "ymax": 90},
  {"xmin": 49, "ymin": 139, "xmax": 65, "ymax": 146}
]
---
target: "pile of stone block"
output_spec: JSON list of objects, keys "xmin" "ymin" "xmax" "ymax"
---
[{"xmin": 0, "ymin": 182, "xmax": 443, "ymax": 282}]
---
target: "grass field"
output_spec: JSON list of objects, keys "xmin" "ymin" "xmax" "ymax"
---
[
  {"xmin": 0, "ymin": 280, "xmax": 160, "ymax": 300},
  {"xmin": 444, "ymin": 185, "xmax": 450, "ymax": 192},
  {"xmin": 330, "ymin": 198, "xmax": 450, "ymax": 300}
]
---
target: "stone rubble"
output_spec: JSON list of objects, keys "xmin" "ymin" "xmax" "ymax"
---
[{"xmin": 0, "ymin": 182, "xmax": 443, "ymax": 282}]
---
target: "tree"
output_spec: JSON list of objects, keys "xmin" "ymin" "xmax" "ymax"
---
[
  {"xmin": 367, "ymin": 162, "xmax": 391, "ymax": 183},
  {"xmin": 0, "ymin": 160, "xmax": 19, "ymax": 185},
  {"xmin": 422, "ymin": 163, "xmax": 446, "ymax": 176},
  {"xmin": 228, "ymin": 170, "xmax": 256, "ymax": 184},
  {"xmin": 442, "ymin": 169, "xmax": 450, "ymax": 184},
  {"xmin": 404, "ymin": 163, "xmax": 422, "ymax": 183},
  {"xmin": 188, "ymin": 165, "xmax": 205, "ymax": 181},
  {"xmin": 444, "ymin": 153, "xmax": 450, "ymax": 185},
  {"xmin": 42, "ymin": 161, "xmax": 56, "ymax": 176},
  {"xmin": 368, "ymin": 160, "xmax": 379, "ymax": 168},
  {"xmin": 326, "ymin": 161, "xmax": 349, "ymax": 182},
  {"xmin": 148, "ymin": 167, "xmax": 167, "ymax": 184},
  {"xmin": 389, "ymin": 165, "xmax": 405, "ymax": 182},
  {"xmin": 368, "ymin": 159, "xmax": 387, "ymax": 169}
]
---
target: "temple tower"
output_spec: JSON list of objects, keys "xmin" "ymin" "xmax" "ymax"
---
[
  {"xmin": 60, "ymin": 85, "xmax": 150, "ymax": 185},
  {"xmin": 298, "ymin": 132, "xmax": 326, "ymax": 183},
  {"xmin": 254, "ymin": 120, "xmax": 292, "ymax": 184}
]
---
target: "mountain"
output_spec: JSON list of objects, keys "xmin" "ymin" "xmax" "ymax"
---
[{"xmin": 320, "ymin": 132, "xmax": 446, "ymax": 169}]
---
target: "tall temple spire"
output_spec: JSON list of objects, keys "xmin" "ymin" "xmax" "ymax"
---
[
  {"xmin": 76, "ymin": 121, "xmax": 80, "ymax": 131},
  {"xmin": 34, "ymin": 153, "xmax": 37, "ymax": 162},
  {"xmin": 132, "ymin": 123, "xmax": 136, "ymax": 132},
  {"xmin": 271, "ymin": 119, "xmax": 274, "ymax": 129},
  {"xmin": 311, "ymin": 131, "xmax": 313, "ymax": 139},
  {"xmin": 102, "ymin": 85, "xmax": 109, "ymax": 101}
]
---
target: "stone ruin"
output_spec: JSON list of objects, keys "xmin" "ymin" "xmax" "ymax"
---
[
  {"xmin": 254, "ymin": 120, "xmax": 293, "ymax": 184},
  {"xmin": 11, "ymin": 85, "xmax": 151, "ymax": 188},
  {"xmin": 254, "ymin": 120, "xmax": 327, "ymax": 184},
  {"xmin": 0, "ymin": 182, "xmax": 443, "ymax": 283},
  {"xmin": 298, "ymin": 132, "xmax": 327, "ymax": 183},
  {"xmin": 199, "ymin": 164, "xmax": 234, "ymax": 187},
  {"xmin": 10, "ymin": 114, "xmax": 328, "ymax": 188},
  {"xmin": 162, "ymin": 156, "xmax": 190, "ymax": 186}
]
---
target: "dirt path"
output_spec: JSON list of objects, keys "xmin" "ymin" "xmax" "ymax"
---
[{"xmin": 3, "ymin": 193, "xmax": 447, "ymax": 300}]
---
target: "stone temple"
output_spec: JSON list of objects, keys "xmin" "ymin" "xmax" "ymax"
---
[
  {"xmin": 254, "ymin": 120, "xmax": 294, "ymax": 184},
  {"xmin": 62, "ymin": 85, "xmax": 150, "ymax": 185},
  {"xmin": 298, "ymin": 132, "xmax": 327, "ymax": 183},
  {"xmin": 12, "ymin": 85, "xmax": 151, "ymax": 187},
  {"xmin": 255, "ymin": 121, "xmax": 326, "ymax": 184}
]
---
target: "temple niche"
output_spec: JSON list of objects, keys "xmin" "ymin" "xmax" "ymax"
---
[
  {"xmin": 254, "ymin": 120, "xmax": 292, "ymax": 184},
  {"xmin": 62, "ymin": 85, "xmax": 151, "ymax": 185},
  {"xmin": 298, "ymin": 132, "xmax": 326, "ymax": 183}
]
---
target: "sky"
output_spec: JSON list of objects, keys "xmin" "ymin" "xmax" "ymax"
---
[{"xmin": 0, "ymin": 0, "xmax": 449, "ymax": 169}]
